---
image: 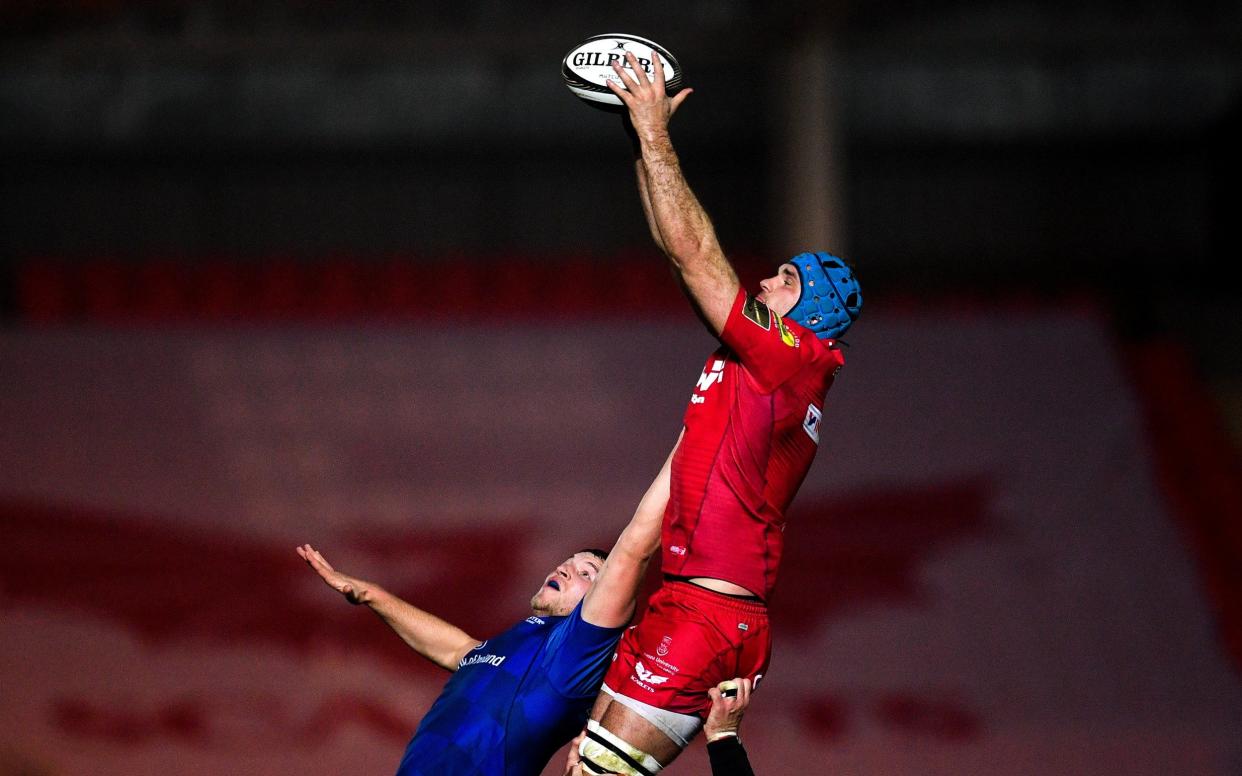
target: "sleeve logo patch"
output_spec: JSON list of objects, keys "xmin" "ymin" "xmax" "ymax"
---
[
  {"xmin": 802, "ymin": 404, "xmax": 822, "ymax": 444},
  {"xmin": 742, "ymin": 296, "xmax": 772, "ymax": 330}
]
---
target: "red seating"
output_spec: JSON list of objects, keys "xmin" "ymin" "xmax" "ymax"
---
[{"xmin": 15, "ymin": 252, "xmax": 687, "ymax": 324}]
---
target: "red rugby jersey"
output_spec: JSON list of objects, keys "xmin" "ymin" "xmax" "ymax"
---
[{"xmin": 662, "ymin": 288, "xmax": 845, "ymax": 599}]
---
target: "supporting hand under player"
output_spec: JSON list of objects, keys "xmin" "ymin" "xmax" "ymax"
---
[
  {"xmin": 562, "ymin": 678, "xmax": 756, "ymax": 776},
  {"xmin": 704, "ymin": 678, "xmax": 757, "ymax": 776},
  {"xmin": 705, "ymin": 677, "xmax": 753, "ymax": 743}
]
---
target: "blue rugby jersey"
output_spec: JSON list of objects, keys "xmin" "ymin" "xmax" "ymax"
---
[{"xmin": 395, "ymin": 601, "xmax": 624, "ymax": 776}]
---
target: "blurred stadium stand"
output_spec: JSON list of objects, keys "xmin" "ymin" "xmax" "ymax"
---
[{"xmin": 4, "ymin": 0, "xmax": 1239, "ymax": 428}]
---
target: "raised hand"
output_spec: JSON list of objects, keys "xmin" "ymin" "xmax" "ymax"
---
[
  {"xmin": 296, "ymin": 543, "xmax": 369, "ymax": 605},
  {"xmin": 606, "ymin": 50, "xmax": 693, "ymax": 134}
]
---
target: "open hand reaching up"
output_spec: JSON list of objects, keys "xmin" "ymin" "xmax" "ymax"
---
[
  {"xmin": 606, "ymin": 50, "xmax": 693, "ymax": 137},
  {"xmin": 297, "ymin": 544, "xmax": 370, "ymax": 605}
]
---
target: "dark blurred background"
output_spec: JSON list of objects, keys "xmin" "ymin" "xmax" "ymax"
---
[
  {"xmin": 3, "ymin": 2, "xmax": 1242, "ymax": 775},
  {"xmin": 3, "ymin": 1, "xmax": 1239, "ymax": 313}
]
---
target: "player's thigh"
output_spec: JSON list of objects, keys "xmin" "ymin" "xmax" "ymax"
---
[{"xmin": 597, "ymin": 700, "xmax": 683, "ymax": 766}]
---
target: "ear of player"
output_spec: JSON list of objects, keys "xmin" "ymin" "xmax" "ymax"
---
[{"xmin": 562, "ymin": 33, "xmax": 682, "ymax": 108}]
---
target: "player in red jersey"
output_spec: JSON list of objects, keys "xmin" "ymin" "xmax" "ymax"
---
[{"xmin": 571, "ymin": 52, "xmax": 862, "ymax": 775}]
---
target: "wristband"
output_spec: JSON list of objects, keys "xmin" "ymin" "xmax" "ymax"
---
[{"xmin": 706, "ymin": 730, "xmax": 738, "ymax": 743}]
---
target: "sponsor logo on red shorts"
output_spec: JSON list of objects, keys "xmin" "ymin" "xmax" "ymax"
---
[
  {"xmin": 630, "ymin": 660, "xmax": 671, "ymax": 692},
  {"xmin": 641, "ymin": 651, "xmax": 680, "ymax": 675}
]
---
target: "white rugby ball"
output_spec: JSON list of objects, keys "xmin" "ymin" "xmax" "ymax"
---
[{"xmin": 561, "ymin": 33, "xmax": 682, "ymax": 107}]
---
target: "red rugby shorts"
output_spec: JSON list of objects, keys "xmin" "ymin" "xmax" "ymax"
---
[{"xmin": 604, "ymin": 580, "xmax": 771, "ymax": 717}]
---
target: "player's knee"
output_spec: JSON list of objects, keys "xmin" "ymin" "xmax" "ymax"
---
[{"xmin": 578, "ymin": 720, "xmax": 664, "ymax": 776}]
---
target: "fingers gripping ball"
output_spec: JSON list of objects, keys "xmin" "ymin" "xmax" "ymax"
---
[{"xmin": 562, "ymin": 33, "xmax": 682, "ymax": 107}]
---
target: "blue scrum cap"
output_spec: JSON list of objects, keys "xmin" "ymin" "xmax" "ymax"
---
[{"xmin": 785, "ymin": 252, "xmax": 862, "ymax": 339}]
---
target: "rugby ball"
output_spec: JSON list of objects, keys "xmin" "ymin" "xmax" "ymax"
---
[{"xmin": 561, "ymin": 33, "xmax": 682, "ymax": 107}]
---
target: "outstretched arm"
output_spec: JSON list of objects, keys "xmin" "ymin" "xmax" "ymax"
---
[
  {"xmin": 579, "ymin": 433, "xmax": 680, "ymax": 628},
  {"xmin": 622, "ymin": 118, "xmax": 667, "ymax": 255},
  {"xmin": 610, "ymin": 52, "xmax": 740, "ymax": 338},
  {"xmin": 296, "ymin": 544, "xmax": 481, "ymax": 672}
]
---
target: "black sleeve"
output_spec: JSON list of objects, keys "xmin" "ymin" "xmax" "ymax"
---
[{"xmin": 707, "ymin": 736, "xmax": 755, "ymax": 776}]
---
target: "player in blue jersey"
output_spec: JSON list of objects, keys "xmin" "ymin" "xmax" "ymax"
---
[{"xmin": 297, "ymin": 446, "xmax": 674, "ymax": 776}]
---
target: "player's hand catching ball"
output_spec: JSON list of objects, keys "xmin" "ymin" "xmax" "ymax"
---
[{"xmin": 607, "ymin": 50, "xmax": 693, "ymax": 133}]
